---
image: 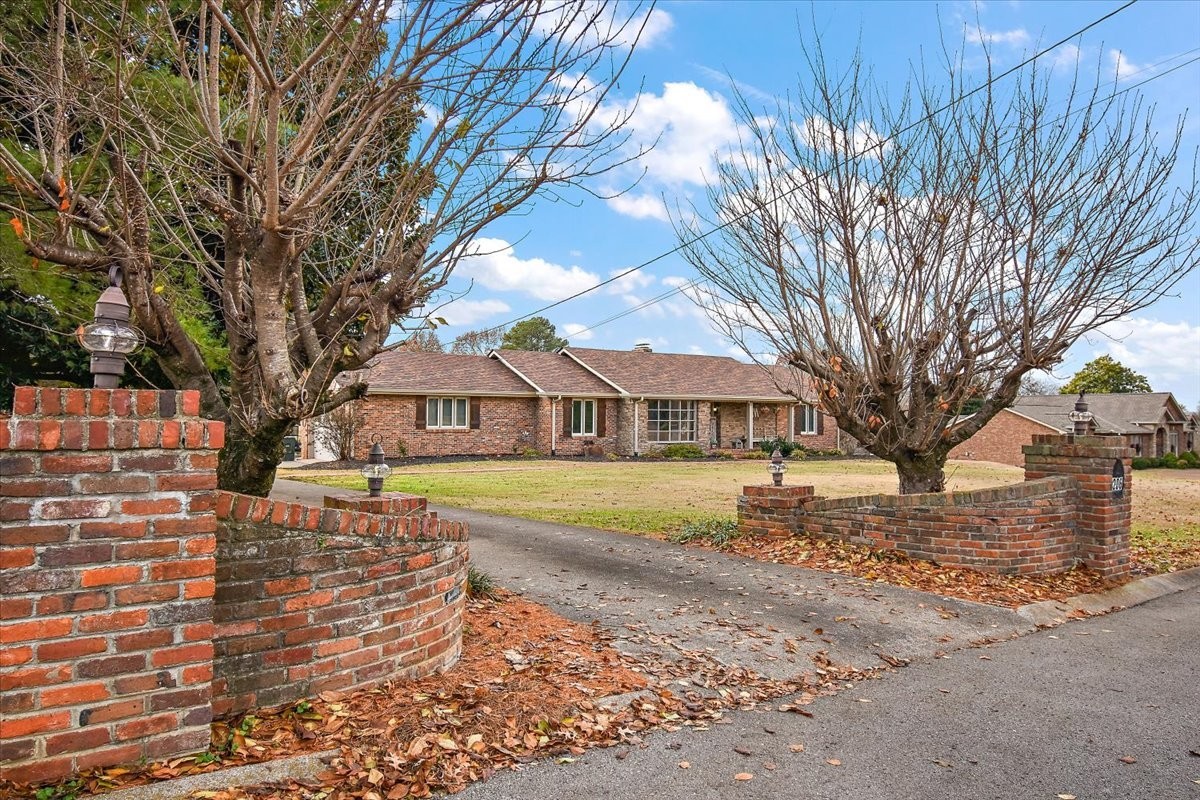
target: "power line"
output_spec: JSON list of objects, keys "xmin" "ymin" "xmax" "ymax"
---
[
  {"xmin": 570, "ymin": 46, "xmax": 1200, "ymax": 338},
  {"xmin": 479, "ymin": 0, "xmax": 1140, "ymax": 334}
]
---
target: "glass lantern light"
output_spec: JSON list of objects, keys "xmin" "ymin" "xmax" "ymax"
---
[
  {"xmin": 77, "ymin": 266, "xmax": 143, "ymax": 389},
  {"xmin": 360, "ymin": 437, "xmax": 391, "ymax": 497},
  {"xmin": 766, "ymin": 447, "xmax": 787, "ymax": 487}
]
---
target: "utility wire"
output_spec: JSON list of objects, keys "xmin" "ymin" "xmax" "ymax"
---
[
  {"xmin": 477, "ymin": 0, "xmax": 1140, "ymax": 334},
  {"xmin": 567, "ymin": 46, "xmax": 1200, "ymax": 339}
]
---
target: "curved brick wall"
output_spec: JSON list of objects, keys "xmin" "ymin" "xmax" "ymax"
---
[{"xmin": 212, "ymin": 491, "xmax": 468, "ymax": 716}]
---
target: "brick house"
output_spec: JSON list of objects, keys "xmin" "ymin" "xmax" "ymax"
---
[
  {"xmin": 949, "ymin": 392, "xmax": 1196, "ymax": 467},
  {"xmin": 323, "ymin": 345, "xmax": 842, "ymax": 459}
]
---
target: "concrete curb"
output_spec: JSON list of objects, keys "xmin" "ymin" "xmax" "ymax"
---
[
  {"xmin": 95, "ymin": 751, "xmax": 336, "ymax": 800},
  {"xmin": 1017, "ymin": 565, "xmax": 1200, "ymax": 627}
]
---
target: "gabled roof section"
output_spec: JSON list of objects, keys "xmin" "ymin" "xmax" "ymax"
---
[
  {"xmin": 493, "ymin": 350, "xmax": 620, "ymax": 396},
  {"xmin": 563, "ymin": 348, "xmax": 794, "ymax": 401},
  {"xmin": 364, "ymin": 351, "xmax": 537, "ymax": 396},
  {"xmin": 1009, "ymin": 392, "xmax": 1183, "ymax": 435}
]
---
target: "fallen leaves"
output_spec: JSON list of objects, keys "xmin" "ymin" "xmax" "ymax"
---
[
  {"xmin": 721, "ymin": 534, "xmax": 1126, "ymax": 608},
  {"xmin": 734, "ymin": 772, "xmax": 754, "ymax": 781}
]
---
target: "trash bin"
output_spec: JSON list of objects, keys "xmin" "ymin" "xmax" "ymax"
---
[{"xmin": 282, "ymin": 435, "xmax": 300, "ymax": 462}]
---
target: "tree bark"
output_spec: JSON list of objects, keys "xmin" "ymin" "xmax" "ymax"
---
[
  {"xmin": 217, "ymin": 418, "xmax": 295, "ymax": 498},
  {"xmin": 895, "ymin": 455, "xmax": 947, "ymax": 495}
]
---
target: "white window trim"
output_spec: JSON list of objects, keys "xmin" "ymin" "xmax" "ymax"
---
[
  {"xmin": 797, "ymin": 403, "xmax": 819, "ymax": 435},
  {"xmin": 426, "ymin": 396, "xmax": 469, "ymax": 429},
  {"xmin": 571, "ymin": 399, "xmax": 597, "ymax": 437},
  {"xmin": 647, "ymin": 400, "xmax": 698, "ymax": 443}
]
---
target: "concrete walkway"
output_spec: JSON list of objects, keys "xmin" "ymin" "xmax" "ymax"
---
[{"xmin": 271, "ymin": 478, "xmax": 1031, "ymax": 679}]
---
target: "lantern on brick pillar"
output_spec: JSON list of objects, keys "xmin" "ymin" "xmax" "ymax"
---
[
  {"xmin": 77, "ymin": 266, "xmax": 143, "ymax": 389},
  {"xmin": 767, "ymin": 448, "xmax": 786, "ymax": 487},
  {"xmin": 360, "ymin": 436, "xmax": 391, "ymax": 497},
  {"xmin": 1068, "ymin": 391, "xmax": 1093, "ymax": 436}
]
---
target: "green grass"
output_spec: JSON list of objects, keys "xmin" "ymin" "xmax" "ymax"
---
[{"xmin": 285, "ymin": 457, "xmax": 1200, "ymax": 541}]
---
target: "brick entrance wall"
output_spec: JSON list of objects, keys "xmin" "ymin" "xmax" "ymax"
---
[
  {"xmin": 738, "ymin": 434, "xmax": 1131, "ymax": 578},
  {"xmin": 1, "ymin": 387, "xmax": 469, "ymax": 787},
  {"xmin": 0, "ymin": 387, "xmax": 222, "ymax": 783}
]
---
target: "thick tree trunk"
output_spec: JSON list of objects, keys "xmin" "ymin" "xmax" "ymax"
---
[
  {"xmin": 217, "ymin": 418, "xmax": 294, "ymax": 497},
  {"xmin": 895, "ymin": 456, "xmax": 947, "ymax": 495}
]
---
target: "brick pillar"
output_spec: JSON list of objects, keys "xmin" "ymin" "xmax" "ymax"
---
[
  {"xmin": 737, "ymin": 485, "xmax": 815, "ymax": 537},
  {"xmin": 0, "ymin": 387, "xmax": 224, "ymax": 785},
  {"xmin": 1022, "ymin": 434, "xmax": 1132, "ymax": 579},
  {"xmin": 533, "ymin": 396, "xmax": 555, "ymax": 455}
]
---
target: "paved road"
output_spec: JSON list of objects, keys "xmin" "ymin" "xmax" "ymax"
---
[
  {"xmin": 272, "ymin": 479, "xmax": 1032, "ymax": 677},
  {"xmin": 271, "ymin": 480, "xmax": 1199, "ymax": 799}
]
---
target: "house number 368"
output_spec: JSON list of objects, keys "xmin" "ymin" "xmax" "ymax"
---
[{"xmin": 1111, "ymin": 459, "xmax": 1125, "ymax": 499}]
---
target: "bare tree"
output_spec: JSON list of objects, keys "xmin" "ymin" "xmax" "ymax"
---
[
  {"xmin": 449, "ymin": 326, "xmax": 506, "ymax": 355},
  {"xmin": 675, "ymin": 44, "xmax": 1199, "ymax": 493},
  {"xmin": 314, "ymin": 402, "xmax": 366, "ymax": 462},
  {"xmin": 0, "ymin": 0, "xmax": 649, "ymax": 495},
  {"xmin": 398, "ymin": 328, "xmax": 444, "ymax": 353}
]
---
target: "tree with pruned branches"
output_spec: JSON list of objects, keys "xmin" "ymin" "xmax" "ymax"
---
[
  {"xmin": 0, "ymin": 0, "xmax": 650, "ymax": 495},
  {"xmin": 675, "ymin": 43, "xmax": 1199, "ymax": 494}
]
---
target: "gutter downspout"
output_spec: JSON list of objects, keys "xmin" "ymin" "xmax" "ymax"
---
[
  {"xmin": 634, "ymin": 397, "xmax": 643, "ymax": 456},
  {"xmin": 551, "ymin": 395, "xmax": 561, "ymax": 456}
]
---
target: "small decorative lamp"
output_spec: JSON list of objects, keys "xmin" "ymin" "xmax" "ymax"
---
[
  {"xmin": 360, "ymin": 436, "xmax": 391, "ymax": 497},
  {"xmin": 1067, "ymin": 391, "xmax": 1093, "ymax": 436},
  {"xmin": 78, "ymin": 266, "xmax": 143, "ymax": 389},
  {"xmin": 767, "ymin": 447, "xmax": 786, "ymax": 487}
]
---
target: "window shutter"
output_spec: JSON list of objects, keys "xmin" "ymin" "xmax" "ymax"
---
[
  {"xmin": 816, "ymin": 408, "xmax": 824, "ymax": 435},
  {"xmin": 470, "ymin": 397, "xmax": 481, "ymax": 429},
  {"xmin": 563, "ymin": 397, "xmax": 573, "ymax": 436},
  {"xmin": 596, "ymin": 399, "xmax": 606, "ymax": 437},
  {"xmin": 415, "ymin": 396, "xmax": 427, "ymax": 430}
]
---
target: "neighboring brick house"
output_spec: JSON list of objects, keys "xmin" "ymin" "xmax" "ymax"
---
[
  {"xmin": 949, "ymin": 392, "xmax": 1196, "ymax": 467},
  {"xmin": 327, "ymin": 345, "xmax": 841, "ymax": 459}
]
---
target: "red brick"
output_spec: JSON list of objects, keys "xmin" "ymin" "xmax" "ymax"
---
[
  {"xmin": 151, "ymin": 643, "xmax": 212, "ymax": 668},
  {"xmin": 0, "ymin": 645, "xmax": 33, "ymax": 666},
  {"xmin": 81, "ymin": 564, "xmax": 144, "ymax": 587},
  {"xmin": 44, "ymin": 726, "xmax": 112, "ymax": 756},
  {"xmin": 184, "ymin": 535, "xmax": 217, "ymax": 555},
  {"xmin": 41, "ymin": 453, "xmax": 113, "ymax": 474},
  {"xmin": 12, "ymin": 386, "xmax": 36, "ymax": 414},
  {"xmin": 74, "ymin": 744, "xmax": 141, "ymax": 771},
  {"xmin": 0, "ymin": 546, "xmax": 34, "ymax": 568},
  {"xmin": 264, "ymin": 577, "xmax": 311, "ymax": 596},
  {"xmin": 153, "ymin": 517, "xmax": 216, "ymax": 536},
  {"xmin": 150, "ymin": 557, "xmax": 214, "ymax": 581},
  {"xmin": 114, "ymin": 712, "xmax": 177, "ymax": 741},
  {"xmin": 114, "ymin": 629, "xmax": 173, "ymax": 652},
  {"xmin": 183, "ymin": 579, "xmax": 215, "ymax": 599},
  {"xmin": 78, "ymin": 474, "xmax": 152, "ymax": 494},
  {"xmin": 78, "ymin": 609, "xmax": 149, "ymax": 633},
  {"xmin": 41, "ymin": 682, "xmax": 110, "ymax": 707},
  {"xmin": 121, "ymin": 497, "xmax": 182, "ymax": 516},
  {"xmin": 284, "ymin": 590, "xmax": 334, "ymax": 611},
  {"xmin": 0, "ymin": 755, "xmax": 73, "ymax": 785},
  {"xmin": 38, "ymin": 637, "xmax": 108, "ymax": 662},
  {"xmin": 182, "ymin": 663, "xmax": 213, "ymax": 685},
  {"xmin": 157, "ymin": 473, "xmax": 219, "ymax": 491},
  {"xmin": 79, "ymin": 519, "xmax": 148, "ymax": 539},
  {"xmin": 0, "ymin": 524, "xmax": 70, "ymax": 547},
  {"xmin": 1, "ymin": 477, "xmax": 72, "ymax": 497},
  {"xmin": 0, "ymin": 617, "xmax": 73, "ymax": 642},
  {"xmin": 114, "ymin": 583, "xmax": 180, "ymax": 605},
  {"xmin": 39, "ymin": 498, "xmax": 112, "ymax": 519},
  {"xmin": 36, "ymin": 591, "xmax": 108, "ymax": 615},
  {"xmin": 0, "ymin": 710, "xmax": 70, "ymax": 737}
]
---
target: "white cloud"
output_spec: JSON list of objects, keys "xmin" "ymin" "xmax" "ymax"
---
[
  {"xmin": 457, "ymin": 238, "xmax": 600, "ymax": 301},
  {"xmin": 562, "ymin": 322, "xmax": 594, "ymax": 342},
  {"xmin": 436, "ymin": 298, "xmax": 510, "ymax": 326},
  {"xmin": 965, "ymin": 25, "xmax": 1030, "ymax": 47},
  {"xmin": 607, "ymin": 192, "xmax": 669, "ymax": 221},
  {"xmin": 597, "ymin": 82, "xmax": 744, "ymax": 195},
  {"xmin": 605, "ymin": 268, "xmax": 656, "ymax": 296},
  {"xmin": 1109, "ymin": 49, "xmax": 1151, "ymax": 83},
  {"xmin": 798, "ymin": 117, "xmax": 890, "ymax": 159},
  {"xmin": 1084, "ymin": 316, "xmax": 1200, "ymax": 396},
  {"xmin": 1050, "ymin": 43, "xmax": 1083, "ymax": 72},
  {"xmin": 530, "ymin": 2, "xmax": 672, "ymax": 51}
]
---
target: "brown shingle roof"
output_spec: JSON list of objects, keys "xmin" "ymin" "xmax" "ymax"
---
[
  {"xmin": 1010, "ymin": 392, "xmax": 1183, "ymax": 434},
  {"xmin": 564, "ymin": 348, "xmax": 793, "ymax": 401},
  {"xmin": 365, "ymin": 351, "xmax": 536, "ymax": 396},
  {"xmin": 491, "ymin": 350, "xmax": 618, "ymax": 396}
]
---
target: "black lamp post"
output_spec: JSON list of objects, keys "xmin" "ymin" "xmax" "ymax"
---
[
  {"xmin": 767, "ymin": 447, "xmax": 786, "ymax": 487},
  {"xmin": 360, "ymin": 436, "xmax": 391, "ymax": 497},
  {"xmin": 77, "ymin": 266, "xmax": 143, "ymax": 388},
  {"xmin": 1067, "ymin": 391, "xmax": 1093, "ymax": 436}
]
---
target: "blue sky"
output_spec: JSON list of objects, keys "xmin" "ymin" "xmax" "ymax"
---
[{"xmin": 429, "ymin": 0, "xmax": 1200, "ymax": 406}]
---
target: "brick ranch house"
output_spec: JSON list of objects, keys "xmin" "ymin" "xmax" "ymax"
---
[
  {"xmin": 306, "ymin": 346, "xmax": 843, "ymax": 459},
  {"xmin": 949, "ymin": 392, "xmax": 1197, "ymax": 467}
]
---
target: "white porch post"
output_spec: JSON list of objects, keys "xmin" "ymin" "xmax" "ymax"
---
[
  {"xmin": 788, "ymin": 405, "xmax": 795, "ymax": 442},
  {"xmin": 551, "ymin": 399, "xmax": 557, "ymax": 455},
  {"xmin": 747, "ymin": 401, "xmax": 754, "ymax": 446}
]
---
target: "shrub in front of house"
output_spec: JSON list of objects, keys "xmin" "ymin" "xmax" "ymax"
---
[
  {"xmin": 758, "ymin": 437, "xmax": 796, "ymax": 457},
  {"xmin": 660, "ymin": 443, "xmax": 706, "ymax": 459},
  {"xmin": 669, "ymin": 516, "xmax": 741, "ymax": 547}
]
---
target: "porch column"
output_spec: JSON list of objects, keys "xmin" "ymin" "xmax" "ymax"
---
[
  {"xmin": 747, "ymin": 401, "xmax": 754, "ymax": 446},
  {"xmin": 787, "ymin": 405, "xmax": 795, "ymax": 443}
]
